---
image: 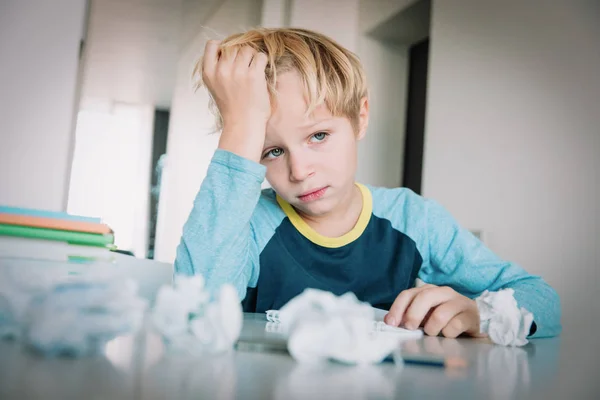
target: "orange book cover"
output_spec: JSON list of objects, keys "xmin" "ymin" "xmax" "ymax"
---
[{"xmin": 0, "ymin": 213, "xmax": 113, "ymax": 234}]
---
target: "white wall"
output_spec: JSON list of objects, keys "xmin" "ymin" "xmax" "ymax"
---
[
  {"xmin": 356, "ymin": 37, "xmax": 408, "ymax": 188},
  {"xmin": 67, "ymin": 103, "xmax": 154, "ymax": 257},
  {"xmin": 0, "ymin": 0, "xmax": 87, "ymax": 211},
  {"xmin": 288, "ymin": 0, "xmax": 359, "ymax": 52},
  {"xmin": 423, "ymin": 0, "xmax": 600, "ymax": 329},
  {"xmin": 65, "ymin": 0, "xmax": 186, "ymax": 256},
  {"xmin": 154, "ymin": 0, "xmax": 263, "ymax": 262},
  {"xmin": 80, "ymin": 0, "xmax": 182, "ymax": 110},
  {"xmin": 261, "ymin": 0, "xmax": 288, "ymax": 28}
]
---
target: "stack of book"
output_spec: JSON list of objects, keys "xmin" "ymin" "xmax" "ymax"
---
[{"xmin": 0, "ymin": 206, "xmax": 116, "ymax": 263}]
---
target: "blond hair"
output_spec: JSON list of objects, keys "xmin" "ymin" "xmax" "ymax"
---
[{"xmin": 192, "ymin": 27, "xmax": 368, "ymax": 131}]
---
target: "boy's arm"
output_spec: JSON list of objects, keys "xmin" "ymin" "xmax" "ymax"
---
[
  {"xmin": 422, "ymin": 199, "xmax": 562, "ymax": 338},
  {"xmin": 174, "ymin": 149, "xmax": 266, "ymax": 300},
  {"xmin": 175, "ymin": 40, "xmax": 272, "ymax": 299}
]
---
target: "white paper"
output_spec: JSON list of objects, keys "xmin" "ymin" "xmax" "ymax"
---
[
  {"xmin": 151, "ymin": 275, "xmax": 242, "ymax": 353},
  {"xmin": 476, "ymin": 289, "xmax": 534, "ymax": 346},
  {"xmin": 23, "ymin": 279, "xmax": 146, "ymax": 356},
  {"xmin": 267, "ymin": 289, "xmax": 420, "ymax": 365}
]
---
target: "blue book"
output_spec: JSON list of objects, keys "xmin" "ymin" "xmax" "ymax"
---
[{"xmin": 0, "ymin": 206, "xmax": 101, "ymax": 224}]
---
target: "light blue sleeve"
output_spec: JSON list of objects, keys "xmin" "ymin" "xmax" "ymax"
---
[
  {"xmin": 371, "ymin": 186, "xmax": 562, "ymax": 338},
  {"xmin": 422, "ymin": 198, "xmax": 561, "ymax": 338},
  {"xmin": 174, "ymin": 149, "xmax": 267, "ymax": 300}
]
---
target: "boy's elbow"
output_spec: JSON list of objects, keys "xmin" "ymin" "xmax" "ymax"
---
[
  {"xmin": 531, "ymin": 285, "xmax": 562, "ymax": 338},
  {"xmin": 174, "ymin": 241, "xmax": 195, "ymax": 277}
]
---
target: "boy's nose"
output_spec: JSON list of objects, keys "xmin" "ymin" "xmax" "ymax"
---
[{"xmin": 288, "ymin": 152, "xmax": 314, "ymax": 182}]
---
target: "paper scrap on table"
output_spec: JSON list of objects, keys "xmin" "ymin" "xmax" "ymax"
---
[
  {"xmin": 26, "ymin": 279, "xmax": 147, "ymax": 356},
  {"xmin": 151, "ymin": 274, "xmax": 242, "ymax": 353},
  {"xmin": 266, "ymin": 289, "xmax": 422, "ymax": 365},
  {"xmin": 0, "ymin": 264, "xmax": 147, "ymax": 356},
  {"xmin": 476, "ymin": 288, "xmax": 534, "ymax": 347}
]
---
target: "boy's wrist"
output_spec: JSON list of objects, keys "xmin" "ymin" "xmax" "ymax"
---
[
  {"xmin": 211, "ymin": 149, "xmax": 266, "ymax": 182},
  {"xmin": 219, "ymin": 120, "xmax": 267, "ymax": 163}
]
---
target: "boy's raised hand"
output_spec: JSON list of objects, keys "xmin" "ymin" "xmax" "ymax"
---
[
  {"xmin": 384, "ymin": 285, "xmax": 487, "ymax": 339},
  {"xmin": 202, "ymin": 40, "xmax": 271, "ymax": 162}
]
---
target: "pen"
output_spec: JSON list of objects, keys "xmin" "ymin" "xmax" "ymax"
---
[{"xmin": 382, "ymin": 353, "xmax": 468, "ymax": 368}]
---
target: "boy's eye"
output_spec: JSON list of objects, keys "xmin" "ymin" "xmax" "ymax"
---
[
  {"xmin": 264, "ymin": 148, "xmax": 284, "ymax": 159},
  {"xmin": 310, "ymin": 132, "xmax": 328, "ymax": 142}
]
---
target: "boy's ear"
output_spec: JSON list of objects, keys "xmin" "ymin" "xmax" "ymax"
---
[{"xmin": 357, "ymin": 97, "xmax": 369, "ymax": 140}]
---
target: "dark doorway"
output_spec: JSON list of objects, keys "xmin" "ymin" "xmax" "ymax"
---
[
  {"xmin": 402, "ymin": 38, "xmax": 429, "ymax": 194},
  {"xmin": 147, "ymin": 109, "xmax": 169, "ymax": 259}
]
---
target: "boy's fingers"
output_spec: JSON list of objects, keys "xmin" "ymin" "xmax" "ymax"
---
[
  {"xmin": 384, "ymin": 284, "xmax": 434, "ymax": 327},
  {"xmin": 441, "ymin": 311, "xmax": 476, "ymax": 339},
  {"xmin": 423, "ymin": 298, "xmax": 471, "ymax": 337},
  {"xmin": 202, "ymin": 40, "xmax": 221, "ymax": 78},
  {"xmin": 219, "ymin": 45, "xmax": 239, "ymax": 68},
  {"xmin": 403, "ymin": 287, "xmax": 457, "ymax": 330},
  {"xmin": 235, "ymin": 46, "xmax": 256, "ymax": 70},
  {"xmin": 251, "ymin": 52, "xmax": 269, "ymax": 71}
]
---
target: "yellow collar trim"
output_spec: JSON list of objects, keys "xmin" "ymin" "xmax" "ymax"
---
[{"xmin": 276, "ymin": 183, "xmax": 373, "ymax": 249}]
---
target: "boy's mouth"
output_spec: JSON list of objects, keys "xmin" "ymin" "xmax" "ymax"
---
[{"xmin": 298, "ymin": 186, "xmax": 328, "ymax": 202}]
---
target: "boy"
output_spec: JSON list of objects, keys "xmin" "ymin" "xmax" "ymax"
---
[{"xmin": 175, "ymin": 28, "xmax": 560, "ymax": 340}]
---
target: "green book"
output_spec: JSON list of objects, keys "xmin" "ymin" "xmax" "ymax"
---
[{"xmin": 0, "ymin": 224, "xmax": 114, "ymax": 247}]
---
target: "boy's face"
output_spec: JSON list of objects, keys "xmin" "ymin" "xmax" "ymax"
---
[{"xmin": 261, "ymin": 70, "xmax": 368, "ymax": 218}]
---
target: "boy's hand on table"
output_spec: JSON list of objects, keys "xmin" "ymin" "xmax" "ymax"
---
[
  {"xmin": 384, "ymin": 284, "xmax": 487, "ymax": 339},
  {"xmin": 202, "ymin": 40, "xmax": 271, "ymax": 162}
]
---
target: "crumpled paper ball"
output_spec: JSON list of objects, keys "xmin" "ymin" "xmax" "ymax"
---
[
  {"xmin": 0, "ymin": 263, "xmax": 66, "ymax": 340},
  {"xmin": 25, "ymin": 279, "xmax": 147, "ymax": 356},
  {"xmin": 273, "ymin": 289, "xmax": 402, "ymax": 365},
  {"xmin": 151, "ymin": 275, "xmax": 242, "ymax": 353},
  {"xmin": 476, "ymin": 289, "xmax": 534, "ymax": 346},
  {"xmin": 0, "ymin": 263, "xmax": 147, "ymax": 356}
]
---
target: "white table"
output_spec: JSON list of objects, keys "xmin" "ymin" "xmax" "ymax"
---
[{"xmin": 0, "ymin": 313, "xmax": 597, "ymax": 399}]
